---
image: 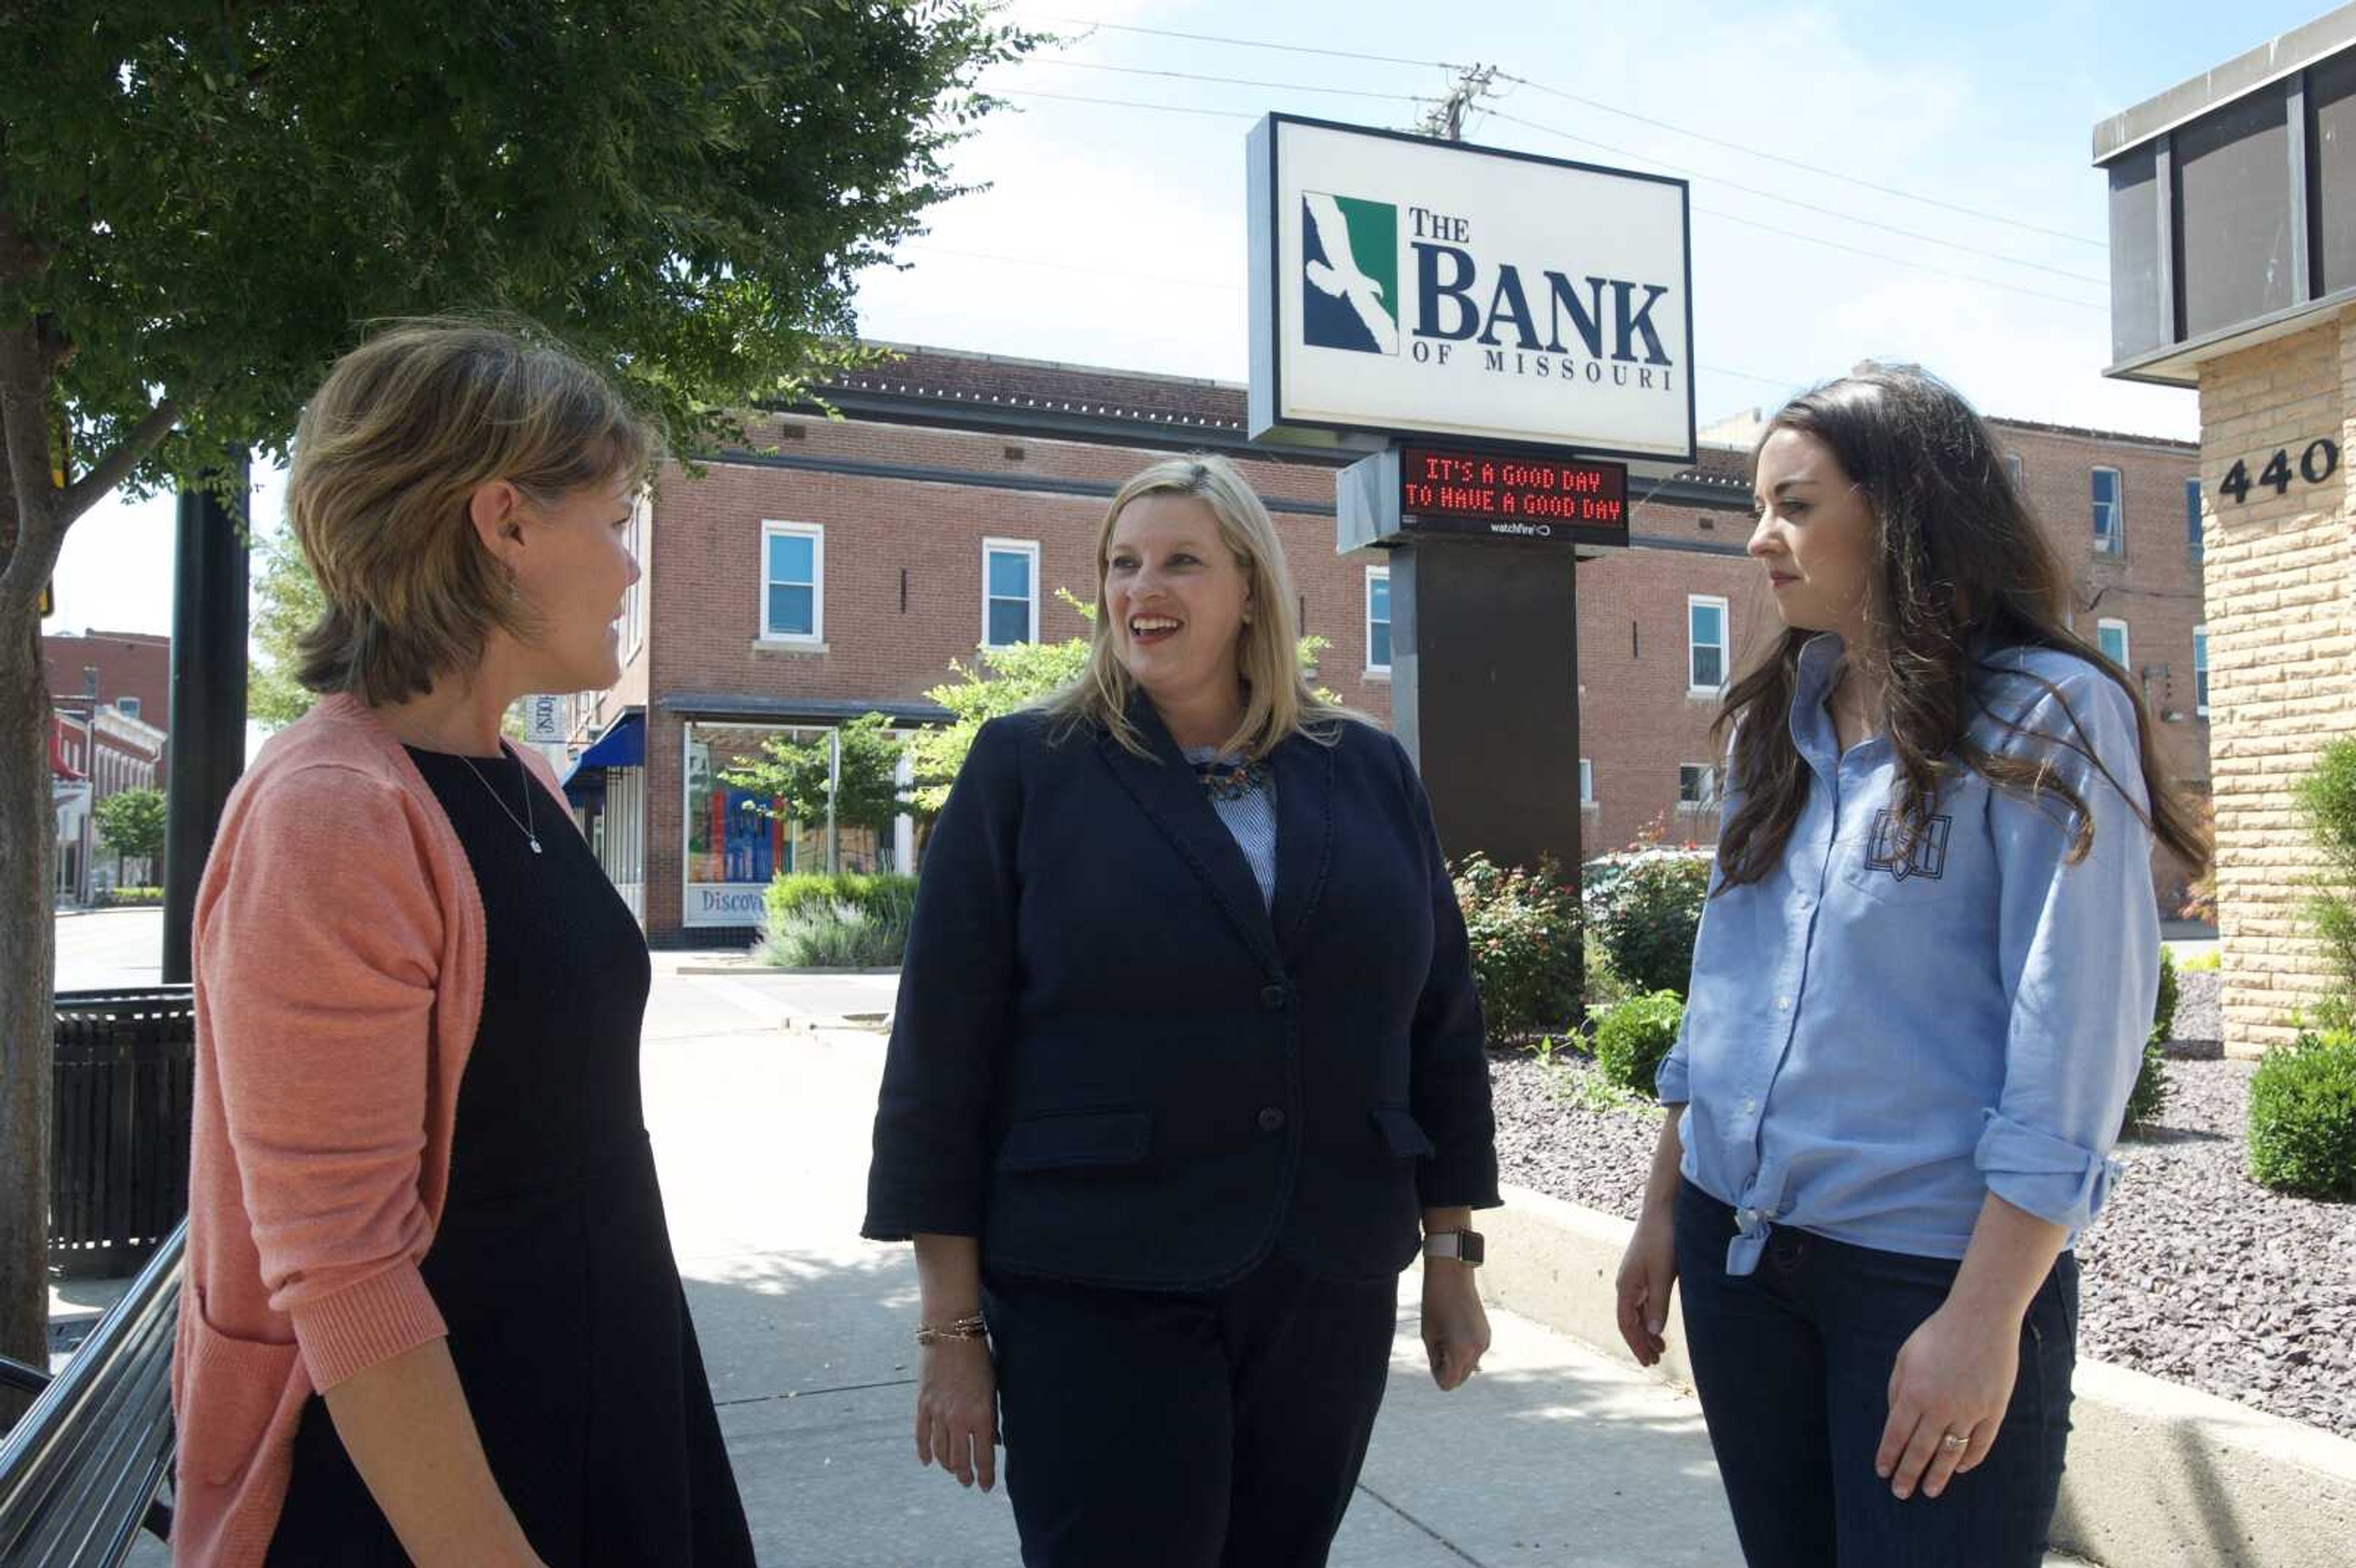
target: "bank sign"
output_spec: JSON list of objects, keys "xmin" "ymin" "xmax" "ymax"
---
[{"xmin": 1248, "ymin": 114, "xmax": 1695, "ymax": 463}]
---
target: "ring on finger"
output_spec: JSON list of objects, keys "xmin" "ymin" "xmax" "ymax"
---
[{"xmin": 1939, "ymin": 1431, "xmax": 1969, "ymax": 1452}]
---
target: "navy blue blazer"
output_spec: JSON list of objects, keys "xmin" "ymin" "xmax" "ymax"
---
[{"xmin": 861, "ymin": 696, "xmax": 1499, "ymax": 1289}]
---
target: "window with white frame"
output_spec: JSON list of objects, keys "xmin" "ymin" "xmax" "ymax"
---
[
  {"xmin": 2092, "ymin": 467, "xmax": 2123, "ymax": 555},
  {"xmin": 1678, "ymin": 763, "xmax": 1717, "ymax": 810},
  {"xmin": 2002, "ymin": 453, "xmax": 2023, "ymax": 490},
  {"xmin": 2185, "ymin": 477, "xmax": 2203, "ymax": 561},
  {"xmin": 2097, "ymin": 617, "xmax": 2130, "ymax": 670},
  {"xmin": 622, "ymin": 493, "xmax": 648, "ymax": 659},
  {"xmin": 115, "ymin": 697, "xmax": 139, "ymax": 720},
  {"xmin": 760, "ymin": 521, "xmax": 823, "ymax": 643},
  {"xmin": 1580, "ymin": 758, "xmax": 1595, "ymax": 807},
  {"xmin": 1366, "ymin": 567, "xmax": 1392, "ymax": 672},
  {"xmin": 982, "ymin": 539, "xmax": 1039, "ymax": 648},
  {"xmin": 2193, "ymin": 625, "xmax": 2209, "ymax": 717},
  {"xmin": 1688, "ymin": 595, "xmax": 1728, "ymax": 694}
]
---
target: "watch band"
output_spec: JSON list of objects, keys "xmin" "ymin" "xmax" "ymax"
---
[{"xmin": 1422, "ymin": 1228, "xmax": 1485, "ymax": 1266}]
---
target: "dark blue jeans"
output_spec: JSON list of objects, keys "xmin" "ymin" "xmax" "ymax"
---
[{"xmin": 1675, "ymin": 1180, "xmax": 2077, "ymax": 1568}]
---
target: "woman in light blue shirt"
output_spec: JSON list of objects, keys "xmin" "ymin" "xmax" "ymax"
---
[{"xmin": 1613, "ymin": 366, "xmax": 2206, "ymax": 1567}]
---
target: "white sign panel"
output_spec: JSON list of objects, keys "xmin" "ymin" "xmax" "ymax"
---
[
  {"xmin": 684, "ymin": 882, "xmax": 769, "ymax": 928},
  {"xmin": 525, "ymin": 693, "xmax": 565, "ymax": 744},
  {"xmin": 1249, "ymin": 114, "xmax": 1695, "ymax": 463}
]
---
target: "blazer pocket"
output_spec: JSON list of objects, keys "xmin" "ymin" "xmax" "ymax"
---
[
  {"xmin": 995, "ymin": 1109, "xmax": 1153, "ymax": 1173},
  {"xmin": 180, "ymin": 1286, "xmax": 301, "ymax": 1487},
  {"xmin": 1371, "ymin": 1105, "xmax": 1436, "ymax": 1159}
]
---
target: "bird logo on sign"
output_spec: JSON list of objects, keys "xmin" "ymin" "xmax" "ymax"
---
[{"xmin": 1301, "ymin": 192, "xmax": 1400, "ymax": 356}]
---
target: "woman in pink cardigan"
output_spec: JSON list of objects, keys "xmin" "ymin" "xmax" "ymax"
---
[{"xmin": 174, "ymin": 322, "xmax": 754, "ymax": 1567}]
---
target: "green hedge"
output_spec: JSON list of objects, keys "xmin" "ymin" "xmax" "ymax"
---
[
  {"xmin": 1593, "ymin": 991, "xmax": 1685, "ymax": 1099},
  {"xmin": 760, "ymin": 872, "xmax": 918, "ymax": 969},
  {"xmin": 2247, "ymin": 1029, "xmax": 2356, "ymax": 1200}
]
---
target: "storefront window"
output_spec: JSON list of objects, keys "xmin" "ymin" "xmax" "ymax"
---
[{"xmin": 682, "ymin": 721, "xmax": 919, "ymax": 928}]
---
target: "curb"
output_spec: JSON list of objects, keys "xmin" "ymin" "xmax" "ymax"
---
[{"xmin": 1479, "ymin": 1183, "xmax": 2356, "ymax": 1568}]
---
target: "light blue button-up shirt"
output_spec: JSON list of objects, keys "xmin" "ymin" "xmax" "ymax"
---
[{"xmin": 1657, "ymin": 634, "xmax": 2159, "ymax": 1276}]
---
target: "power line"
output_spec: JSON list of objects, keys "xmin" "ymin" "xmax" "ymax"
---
[
  {"xmin": 1003, "ymin": 88, "xmax": 1257, "ymax": 120},
  {"xmin": 1017, "ymin": 57, "xmax": 2104, "ymax": 293},
  {"xmin": 1037, "ymin": 14, "xmax": 2104, "ymax": 250},
  {"xmin": 1483, "ymin": 109, "xmax": 2106, "ymax": 289},
  {"xmin": 1493, "ymin": 72, "xmax": 2106, "ymax": 250},
  {"xmin": 1039, "ymin": 15, "xmax": 1467, "ymax": 72},
  {"xmin": 1024, "ymin": 58, "xmax": 1435, "ymax": 106},
  {"xmin": 1690, "ymin": 204, "xmax": 2104, "ymax": 314},
  {"xmin": 1001, "ymin": 90, "xmax": 2106, "ymax": 313}
]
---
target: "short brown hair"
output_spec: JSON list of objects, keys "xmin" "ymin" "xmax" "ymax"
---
[{"xmin": 289, "ymin": 320, "xmax": 658, "ymax": 705}]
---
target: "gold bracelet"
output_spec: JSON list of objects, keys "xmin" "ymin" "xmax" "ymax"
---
[{"xmin": 915, "ymin": 1312, "xmax": 988, "ymax": 1346}]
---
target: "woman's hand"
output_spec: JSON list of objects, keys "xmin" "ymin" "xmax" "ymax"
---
[
  {"xmin": 1614, "ymin": 1207, "xmax": 1677, "ymax": 1367},
  {"xmin": 1877, "ymin": 1302, "xmax": 2020, "ymax": 1501},
  {"xmin": 914, "ymin": 1337, "xmax": 999, "ymax": 1492},
  {"xmin": 1422, "ymin": 1261, "xmax": 1490, "ymax": 1390}
]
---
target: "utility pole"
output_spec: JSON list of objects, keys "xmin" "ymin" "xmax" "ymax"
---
[{"xmin": 1419, "ymin": 64, "xmax": 1499, "ymax": 142}]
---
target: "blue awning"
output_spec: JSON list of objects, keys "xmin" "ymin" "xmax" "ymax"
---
[{"xmin": 559, "ymin": 710, "xmax": 643, "ymax": 802}]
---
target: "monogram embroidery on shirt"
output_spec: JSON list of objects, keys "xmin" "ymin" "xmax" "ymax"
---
[{"xmin": 1863, "ymin": 809, "xmax": 1953, "ymax": 882}]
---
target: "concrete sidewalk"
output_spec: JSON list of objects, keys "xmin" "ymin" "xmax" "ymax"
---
[
  {"xmin": 644, "ymin": 989, "xmax": 1747, "ymax": 1566},
  {"xmin": 102, "ymin": 966, "xmax": 2085, "ymax": 1564}
]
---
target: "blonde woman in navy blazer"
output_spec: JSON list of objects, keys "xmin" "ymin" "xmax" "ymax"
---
[{"xmin": 864, "ymin": 455, "xmax": 1501, "ymax": 1568}]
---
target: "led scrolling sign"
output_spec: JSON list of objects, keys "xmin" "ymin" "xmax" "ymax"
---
[{"xmin": 1395, "ymin": 445, "xmax": 1629, "ymax": 544}]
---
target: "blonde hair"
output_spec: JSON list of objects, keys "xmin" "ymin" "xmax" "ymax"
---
[
  {"xmin": 288, "ymin": 319, "xmax": 659, "ymax": 706},
  {"xmin": 1043, "ymin": 455, "xmax": 1344, "ymax": 758}
]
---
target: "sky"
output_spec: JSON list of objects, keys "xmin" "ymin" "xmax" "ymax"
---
[{"xmin": 47, "ymin": 0, "xmax": 2327, "ymax": 640}]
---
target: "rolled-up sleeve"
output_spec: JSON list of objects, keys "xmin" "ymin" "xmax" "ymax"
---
[
  {"xmin": 1978, "ymin": 674, "xmax": 2159, "ymax": 1231},
  {"xmin": 201, "ymin": 766, "xmax": 450, "ymax": 1390},
  {"xmin": 1393, "ymin": 739, "xmax": 1501, "ymax": 1210},
  {"xmin": 862, "ymin": 717, "xmax": 1025, "ymax": 1241}
]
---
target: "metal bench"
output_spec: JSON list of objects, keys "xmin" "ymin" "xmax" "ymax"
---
[{"xmin": 0, "ymin": 1219, "xmax": 181, "ymax": 1566}]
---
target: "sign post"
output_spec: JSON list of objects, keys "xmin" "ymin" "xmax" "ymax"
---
[{"xmin": 1249, "ymin": 112, "xmax": 1692, "ymax": 883}]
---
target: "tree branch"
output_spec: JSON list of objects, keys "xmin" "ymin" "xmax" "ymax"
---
[{"xmin": 58, "ymin": 399, "xmax": 179, "ymax": 523}]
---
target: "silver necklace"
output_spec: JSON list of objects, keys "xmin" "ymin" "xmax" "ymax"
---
[{"xmin": 459, "ymin": 747, "xmax": 542, "ymax": 855}]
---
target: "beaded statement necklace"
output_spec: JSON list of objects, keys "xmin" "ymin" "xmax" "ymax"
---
[{"xmin": 1191, "ymin": 755, "xmax": 1271, "ymax": 802}]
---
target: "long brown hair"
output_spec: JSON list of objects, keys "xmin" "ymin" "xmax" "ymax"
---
[{"xmin": 1714, "ymin": 365, "xmax": 2208, "ymax": 888}]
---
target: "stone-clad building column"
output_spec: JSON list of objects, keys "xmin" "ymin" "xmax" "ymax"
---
[{"xmin": 2198, "ymin": 309, "xmax": 2356, "ymax": 1057}]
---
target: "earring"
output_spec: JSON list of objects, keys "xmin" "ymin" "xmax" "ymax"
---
[{"xmin": 506, "ymin": 571, "xmax": 521, "ymax": 604}]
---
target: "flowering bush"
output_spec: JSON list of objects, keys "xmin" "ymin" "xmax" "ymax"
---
[
  {"xmin": 1584, "ymin": 848, "xmax": 1712, "ymax": 999},
  {"xmin": 1451, "ymin": 852, "xmax": 1582, "ymax": 1050}
]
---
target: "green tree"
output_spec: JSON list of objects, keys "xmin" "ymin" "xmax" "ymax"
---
[
  {"xmin": 93, "ymin": 786, "xmax": 168, "ymax": 883},
  {"xmin": 722, "ymin": 712, "xmax": 911, "ymax": 842},
  {"xmin": 904, "ymin": 588, "xmax": 1339, "ymax": 813},
  {"xmin": 248, "ymin": 526, "xmax": 326, "ymax": 729},
  {"xmin": 0, "ymin": 1, "xmax": 1031, "ymax": 1383}
]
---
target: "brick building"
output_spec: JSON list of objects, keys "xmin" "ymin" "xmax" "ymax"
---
[
  {"xmin": 2098, "ymin": 12, "xmax": 2356, "ymax": 1055},
  {"xmin": 560, "ymin": 344, "xmax": 2206, "ymax": 948},
  {"xmin": 43, "ymin": 628, "xmax": 172, "ymax": 774}
]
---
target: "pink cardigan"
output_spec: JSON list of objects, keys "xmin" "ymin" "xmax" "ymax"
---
[{"xmin": 171, "ymin": 694, "xmax": 569, "ymax": 1567}]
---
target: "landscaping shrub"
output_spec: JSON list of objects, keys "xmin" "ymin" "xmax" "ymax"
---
[
  {"xmin": 2247, "ymin": 1029, "xmax": 2356, "ymax": 1201},
  {"xmin": 760, "ymin": 872, "xmax": 917, "ymax": 968},
  {"xmin": 2295, "ymin": 738, "xmax": 2356, "ymax": 1026},
  {"xmin": 1593, "ymin": 991, "xmax": 1685, "ymax": 1099},
  {"xmin": 1584, "ymin": 851, "xmax": 1711, "ymax": 997},
  {"xmin": 2123, "ymin": 947, "xmax": 2176, "ymax": 1129},
  {"xmin": 1452, "ymin": 853, "xmax": 1581, "ymax": 1049}
]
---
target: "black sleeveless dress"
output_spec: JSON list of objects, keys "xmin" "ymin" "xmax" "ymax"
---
[{"xmin": 265, "ymin": 744, "xmax": 755, "ymax": 1566}]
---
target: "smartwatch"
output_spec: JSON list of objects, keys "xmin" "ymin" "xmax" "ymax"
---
[{"xmin": 1422, "ymin": 1229, "xmax": 1485, "ymax": 1266}]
